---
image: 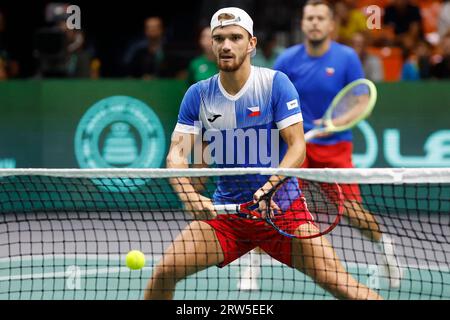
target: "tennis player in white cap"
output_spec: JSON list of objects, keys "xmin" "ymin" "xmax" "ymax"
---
[{"xmin": 144, "ymin": 7, "xmax": 382, "ymax": 300}]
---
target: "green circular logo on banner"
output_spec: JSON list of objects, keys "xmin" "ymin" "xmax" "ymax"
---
[{"xmin": 75, "ymin": 96, "xmax": 166, "ymax": 192}]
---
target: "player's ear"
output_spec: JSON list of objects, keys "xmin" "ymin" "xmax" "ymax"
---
[
  {"xmin": 330, "ymin": 18, "xmax": 336, "ymax": 32},
  {"xmin": 329, "ymin": 11, "xmax": 336, "ymax": 32},
  {"xmin": 248, "ymin": 36, "xmax": 257, "ymax": 55}
]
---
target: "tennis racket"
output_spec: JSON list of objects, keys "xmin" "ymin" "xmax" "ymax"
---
[
  {"xmin": 304, "ymin": 78, "xmax": 377, "ymax": 141},
  {"xmin": 214, "ymin": 177, "xmax": 344, "ymax": 239}
]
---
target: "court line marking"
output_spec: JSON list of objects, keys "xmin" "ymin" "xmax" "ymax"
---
[
  {"xmin": 0, "ymin": 254, "xmax": 126, "ymax": 263},
  {"xmin": 1, "ymin": 253, "xmax": 449, "ymax": 272},
  {"xmin": 0, "ymin": 266, "xmax": 148, "ymax": 281},
  {"xmin": 0, "ymin": 257, "xmax": 448, "ymax": 283}
]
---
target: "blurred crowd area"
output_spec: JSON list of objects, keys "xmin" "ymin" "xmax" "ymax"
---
[{"xmin": 0, "ymin": 0, "xmax": 449, "ymax": 82}]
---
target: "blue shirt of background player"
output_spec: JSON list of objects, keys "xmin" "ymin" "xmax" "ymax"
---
[
  {"xmin": 274, "ymin": 41, "xmax": 364, "ymax": 145},
  {"xmin": 174, "ymin": 67, "xmax": 302, "ymax": 209}
]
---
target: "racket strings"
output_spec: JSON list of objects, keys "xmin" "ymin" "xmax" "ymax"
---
[
  {"xmin": 330, "ymin": 83, "xmax": 372, "ymax": 127},
  {"xmin": 256, "ymin": 180, "xmax": 343, "ymax": 237},
  {"xmin": 297, "ymin": 180, "xmax": 343, "ymax": 234}
]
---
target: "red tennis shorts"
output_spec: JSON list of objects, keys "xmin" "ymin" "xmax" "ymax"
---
[
  {"xmin": 204, "ymin": 197, "xmax": 314, "ymax": 268},
  {"xmin": 301, "ymin": 141, "xmax": 362, "ymax": 202}
]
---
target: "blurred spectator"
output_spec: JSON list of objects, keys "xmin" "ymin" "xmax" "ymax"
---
[
  {"xmin": 0, "ymin": 10, "xmax": 19, "ymax": 79},
  {"xmin": 383, "ymin": 0, "xmax": 423, "ymax": 47},
  {"xmin": 438, "ymin": 0, "xmax": 450, "ymax": 38},
  {"xmin": 401, "ymin": 40, "xmax": 432, "ymax": 81},
  {"xmin": 58, "ymin": 20, "xmax": 94, "ymax": 78},
  {"xmin": 34, "ymin": 5, "xmax": 95, "ymax": 78},
  {"xmin": 0, "ymin": 10, "xmax": 7, "ymax": 80},
  {"xmin": 127, "ymin": 17, "xmax": 167, "ymax": 79},
  {"xmin": 0, "ymin": 56, "xmax": 7, "ymax": 80},
  {"xmin": 187, "ymin": 26, "xmax": 218, "ymax": 85},
  {"xmin": 90, "ymin": 57, "xmax": 101, "ymax": 79},
  {"xmin": 252, "ymin": 32, "xmax": 284, "ymax": 68},
  {"xmin": 432, "ymin": 31, "xmax": 450, "ymax": 79},
  {"xmin": 0, "ymin": 11, "xmax": 4, "ymax": 47},
  {"xmin": 350, "ymin": 32, "xmax": 384, "ymax": 82},
  {"xmin": 334, "ymin": 1, "xmax": 367, "ymax": 45}
]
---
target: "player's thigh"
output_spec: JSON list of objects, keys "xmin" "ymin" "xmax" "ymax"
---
[
  {"xmin": 344, "ymin": 199, "xmax": 366, "ymax": 218},
  {"xmin": 290, "ymin": 224, "xmax": 343, "ymax": 277},
  {"xmin": 158, "ymin": 221, "xmax": 224, "ymax": 279}
]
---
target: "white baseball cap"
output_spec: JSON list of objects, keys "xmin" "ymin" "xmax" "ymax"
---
[
  {"xmin": 210, "ymin": 7, "xmax": 256, "ymax": 57},
  {"xmin": 210, "ymin": 7, "xmax": 254, "ymax": 36}
]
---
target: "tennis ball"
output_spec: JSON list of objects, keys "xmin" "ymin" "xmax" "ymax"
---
[{"xmin": 126, "ymin": 250, "xmax": 146, "ymax": 270}]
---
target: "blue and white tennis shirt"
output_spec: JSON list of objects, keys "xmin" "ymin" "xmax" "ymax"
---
[{"xmin": 174, "ymin": 66, "xmax": 302, "ymax": 207}]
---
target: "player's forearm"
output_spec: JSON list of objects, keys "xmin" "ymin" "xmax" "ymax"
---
[
  {"xmin": 280, "ymin": 140, "xmax": 306, "ymax": 169},
  {"xmin": 333, "ymin": 95, "xmax": 370, "ymax": 127},
  {"xmin": 260, "ymin": 123, "xmax": 305, "ymax": 189},
  {"xmin": 189, "ymin": 141, "xmax": 210, "ymax": 193},
  {"xmin": 168, "ymin": 174, "xmax": 197, "ymax": 204},
  {"xmin": 166, "ymin": 147, "xmax": 199, "ymax": 204},
  {"xmin": 264, "ymin": 140, "xmax": 306, "ymax": 189}
]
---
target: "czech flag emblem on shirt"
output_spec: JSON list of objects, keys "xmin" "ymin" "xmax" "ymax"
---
[
  {"xmin": 326, "ymin": 67, "xmax": 335, "ymax": 76},
  {"xmin": 247, "ymin": 106, "xmax": 260, "ymax": 117}
]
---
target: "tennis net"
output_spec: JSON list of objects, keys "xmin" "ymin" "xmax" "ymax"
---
[{"xmin": 0, "ymin": 168, "xmax": 449, "ymax": 300}]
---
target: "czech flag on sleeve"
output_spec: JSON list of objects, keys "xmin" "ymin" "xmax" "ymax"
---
[{"xmin": 247, "ymin": 106, "xmax": 260, "ymax": 117}]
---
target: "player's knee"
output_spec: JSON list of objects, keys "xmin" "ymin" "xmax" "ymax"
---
[{"xmin": 152, "ymin": 262, "xmax": 183, "ymax": 285}]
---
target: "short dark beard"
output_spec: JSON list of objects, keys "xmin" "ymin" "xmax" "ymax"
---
[
  {"xmin": 308, "ymin": 37, "xmax": 327, "ymax": 48},
  {"xmin": 217, "ymin": 52, "xmax": 247, "ymax": 72}
]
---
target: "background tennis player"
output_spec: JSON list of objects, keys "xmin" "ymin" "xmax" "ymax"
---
[{"xmin": 239, "ymin": 0, "xmax": 403, "ymax": 291}]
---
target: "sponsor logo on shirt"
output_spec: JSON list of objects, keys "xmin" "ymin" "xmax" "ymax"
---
[
  {"xmin": 207, "ymin": 114, "xmax": 222, "ymax": 122},
  {"xmin": 286, "ymin": 99, "xmax": 299, "ymax": 110}
]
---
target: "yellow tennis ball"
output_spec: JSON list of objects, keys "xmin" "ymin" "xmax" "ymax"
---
[{"xmin": 126, "ymin": 250, "xmax": 146, "ymax": 270}]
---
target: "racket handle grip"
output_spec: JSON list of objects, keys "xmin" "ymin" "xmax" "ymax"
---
[{"xmin": 214, "ymin": 204, "xmax": 239, "ymax": 214}]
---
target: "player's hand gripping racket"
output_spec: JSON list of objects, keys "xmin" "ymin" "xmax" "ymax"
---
[
  {"xmin": 304, "ymin": 78, "xmax": 377, "ymax": 141},
  {"xmin": 214, "ymin": 177, "xmax": 344, "ymax": 239}
]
